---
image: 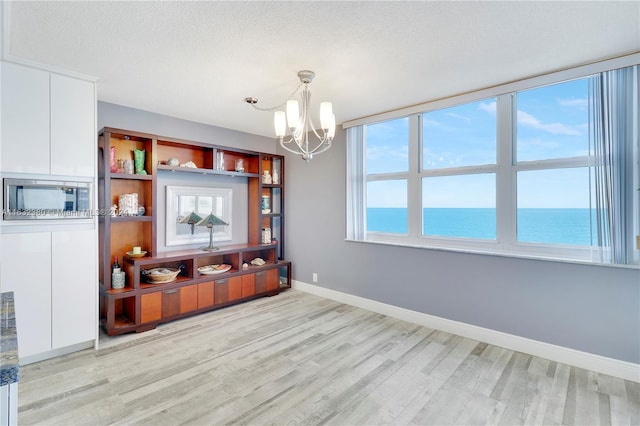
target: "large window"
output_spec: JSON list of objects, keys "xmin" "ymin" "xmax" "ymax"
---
[{"xmin": 347, "ymin": 61, "xmax": 639, "ymax": 265}]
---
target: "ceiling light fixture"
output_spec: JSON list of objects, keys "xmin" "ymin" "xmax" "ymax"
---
[{"xmin": 245, "ymin": 70, "xmax": 335, "ymax": 162}]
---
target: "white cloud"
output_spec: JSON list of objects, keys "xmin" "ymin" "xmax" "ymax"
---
[
  {"xmin": 366, "ymin": 144, "xmax": 408, "ymax": 161},
  {"xmin": 558, "ymin": 98, "xmax": 588, "ymax": 108},
  {"xmin": 479, "ymin": 101, "xmax": 496, "ymax": 114},
  {"xmin": 517, "ymin": 110, "xmax": 582, "ymax": 136},
  {"xmin": 445, "ymin": 112, "xmax": 470, "ymax": 123},
  {"xmin": 423, "ymin": 117, "xmax": 441, "ymax": 127}
]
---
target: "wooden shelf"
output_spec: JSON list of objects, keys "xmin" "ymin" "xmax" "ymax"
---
[
  {"xmin": 110, "ymin": 215, "xmax": 153, "ymax": 223},
  {"xmin": 157, "ymin": 164, "xmax": 259, "ymax": 178},
  {"xmin": 110, "ymin": 173, "xmax": 153, "ymax": 180}
]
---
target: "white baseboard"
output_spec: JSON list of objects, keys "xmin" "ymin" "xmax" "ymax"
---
[
  {"xmin": 20, "ymin": 340, "xmax": 95, "ymax": 366},
  {"xmin": 293, "ymin": 280, "xmax": 640, "ymax": 383}
]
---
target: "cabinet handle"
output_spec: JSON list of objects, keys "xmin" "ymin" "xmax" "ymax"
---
[
  {"xmin": 164, "ymin": 289, "xmax": 178, "ymax": 294},
  {"xmin": 216, "ymin": 279, "xmax": 228, "ymax": 284},
  {"xmin": 255, "ymin": 271, "xmax": 265, "ymax": 277}
]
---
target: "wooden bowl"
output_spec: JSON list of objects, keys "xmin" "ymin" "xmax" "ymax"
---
[{"xmin": 143, "ymin": 267, "xmax": 180, "ymax": 284}]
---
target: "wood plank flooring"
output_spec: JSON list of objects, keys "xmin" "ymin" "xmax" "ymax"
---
[{"xmin": 17, "ymin": 290, "xmax": 640, "ymax": 425}]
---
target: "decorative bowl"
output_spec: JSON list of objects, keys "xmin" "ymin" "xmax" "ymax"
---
[
  {"xmin": 198, "ymin": 264, "xmax": 232, "ymax": 275},
  {"xmin": 126, "ymin": 250, "xmax": 147, "ymax": 258},
  {"xmin": 143, "ymin": 267, "xmax": 180, "ymax": 283}
]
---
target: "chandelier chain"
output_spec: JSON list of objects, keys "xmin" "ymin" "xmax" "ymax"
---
[{"xmin": 248, "ymin": 83, "xmax": 304, "ymax": 112}]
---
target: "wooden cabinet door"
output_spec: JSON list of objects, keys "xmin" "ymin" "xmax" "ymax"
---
[
  {"xmin": 198, "ymin": 282, "xmax": 215, "ymax": 308},
  {"xmin": 215, "ymin": 276, "xmax": 242, "ymax": 304},
  {"xmin": 266, "ymin": 268, "xmax": 279, "ymax": 291},
  {"xmin": 180, "ymin": 285, "xmax": 198, "ymax": 313},
  {"xmin": 255, "ymin": 271, "xmax": 267, "ymax": 294},
  {"xmin": 228, "ymin": 276, "xmax": 242, "ymax": 301},
  {"xmin": 162, "ymin": 289, "xmax": 180, "ymax": 318},
  {"xmin": 241, "ymin": 274, "xmax": 255, "ymax": 298},
  {"xmin": 141, "ymin": 292, "xmax": 162, "ymax": 323},
  {"xmin": 214, "ymin": 279, "xmax": 229, "ymax": 304}
]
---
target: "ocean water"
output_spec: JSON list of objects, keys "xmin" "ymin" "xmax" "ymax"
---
[{"xmin": 366, "ymin": 208, "xmax": 595, "ymax": 245}]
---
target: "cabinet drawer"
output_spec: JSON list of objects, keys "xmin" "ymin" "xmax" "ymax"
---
[{"xmin": 141, "ymin": 292, "xmax": 162, "ymax": 323}]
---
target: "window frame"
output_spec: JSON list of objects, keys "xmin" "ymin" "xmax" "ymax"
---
[{"xmin": 347, "ymin": 55, "xmax": 639, "ymax": 266}]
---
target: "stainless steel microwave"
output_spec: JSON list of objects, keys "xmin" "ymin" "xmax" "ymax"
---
[{"xmin": 3, "ymin": 178, "xmax": 92, "ymax": 220}]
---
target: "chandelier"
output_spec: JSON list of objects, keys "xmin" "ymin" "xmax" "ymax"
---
[{"xmin": 245, "ymin": 70, "xmax": 335, "ymax": 162}]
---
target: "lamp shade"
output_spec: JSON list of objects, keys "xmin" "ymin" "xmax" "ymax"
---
[
  {"xmin": 178, "ymin": 211, "xmax": 203, "ymax": 224},
  {"xmin": 286, "ymin": 100, "xmax": 300, "ymax": 129},
  {"xmin": 274, "ymin": 111, "xmax": 286, "ymax": 137},
  {"xmin": 196, "ymin": 213, "xmax": 229, "ymax": 228},
  {"xmin": 320, "ymin": 102, "xmax": 333, "ymax": 130},
  {"xmin": 328, "ymin": 113, "xmax": 336, "ymax": 139}
]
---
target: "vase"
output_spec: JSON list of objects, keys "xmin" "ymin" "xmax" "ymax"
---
[
  {"xmin": 110, "ymin": 146, "xmax": 120, "ymax": 173},
  {"xmin": 134, "ymin": 149, "xmax": 147, "ymax": 175}
]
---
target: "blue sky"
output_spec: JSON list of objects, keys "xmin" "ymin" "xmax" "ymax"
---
[{"xmin": 366, "ymin": 78, "xmax": 591, "ymax": 208}]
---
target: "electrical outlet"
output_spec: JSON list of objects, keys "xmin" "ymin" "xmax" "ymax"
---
[
  {"xmin": 312, "ymin": 272, "xmax": 318, "ymax": 283},
  {"xmin": 636, "ymin": 235, "xmax": 640, "ymax": 250}
]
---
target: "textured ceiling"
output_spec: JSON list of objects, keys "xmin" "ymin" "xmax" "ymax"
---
[{"xmin": 3, "ymin": 1, "xmax": 640, "ymax": 138}]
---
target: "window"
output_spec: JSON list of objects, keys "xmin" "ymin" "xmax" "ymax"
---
[
  {"xmin": 365, "ymin": 118, "xmax": 409, "ymax": 234},
  {"xmin": 422, "ymin": 174, "xmax": 496, "ymax": 240},
  {"xmin": 421, "ymin": 99, "xmax": 497, "ymax": 240},
  {"xmin": 166, "ymin": 186, "xmax": 232, "ymax": 247},
  {"xmin": 347, "ymin": 62, "xmax": 639, "ymax": 266},
  {"xmin": 515, "ymin": 79, "xmax": 593, "ymax": 246}
]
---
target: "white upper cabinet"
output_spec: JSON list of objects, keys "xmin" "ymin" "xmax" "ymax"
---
[
  {"xmin": 50, "ymin": 73, "xmax": 95, "ymax": 177},
  {"xmin": 1, "ymin": 61, "xmax": 96, "ymax": 177},
  {"xmin": 1, "ymin": 62, "xmax": 50, "ymax": 174}
]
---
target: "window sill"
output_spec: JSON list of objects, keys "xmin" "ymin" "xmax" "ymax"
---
[{"xmin": 344, "ymin": 237, "xmax": 640, "ymax": 270}]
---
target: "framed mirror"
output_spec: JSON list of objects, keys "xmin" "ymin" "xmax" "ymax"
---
[{"xmin": 166, "ymin": 186, "xmax": 233, "ymax": 246}]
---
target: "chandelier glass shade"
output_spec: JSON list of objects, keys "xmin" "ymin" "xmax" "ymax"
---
[{"xmin": 246, "ymin": 70, "xmax": 335, "ymax": 162}]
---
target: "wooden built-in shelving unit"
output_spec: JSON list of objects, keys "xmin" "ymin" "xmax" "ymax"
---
[{"xmin": 98, "ymin": 127, "xmax": 289, "ymax": 336}]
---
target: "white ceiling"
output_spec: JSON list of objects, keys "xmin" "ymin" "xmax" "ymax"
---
[{"xmin": 3, "ymin": 1, "xmax": 639, "ymax": 138}]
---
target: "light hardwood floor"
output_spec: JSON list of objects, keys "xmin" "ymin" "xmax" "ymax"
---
[{"xmin": 17, "ymin": 289, "xmax": 640, "ymax": 425}]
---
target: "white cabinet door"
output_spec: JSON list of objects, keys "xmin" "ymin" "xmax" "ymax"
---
[
  {"xmin": 51, "ymin": 230, "xmax": 97, "ymax": 349},
  {"xmin": 0, "ymin": 232, "xmax": 52, "ymax": 358},
  {"xmin": 0, "ymin": 62, "xmax": 50, "ymax": 174},
  {"xmin": 50, "ymin": 74, "xmax": 96, "ymax": 177}
]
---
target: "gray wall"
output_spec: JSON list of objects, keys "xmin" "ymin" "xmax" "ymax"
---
[
  {"xmin": 99, "ymin": 101, "xmax": 640, "ymax": 365},
  {"xmin": 98, "ymin": 101, "xmax": 276, "ymax": 153},
  {"xmin": 282, "ymin": 128, "xmax": 640, "ymax": 365}
]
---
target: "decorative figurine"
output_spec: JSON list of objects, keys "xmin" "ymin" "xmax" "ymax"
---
[
  {"xmin": 134, "ymin": 149, "xmax": 147, "ymax": 175},
  {"xmin": 262, "ymin": 170, "xmax": 272, "ymax": 184},
  {"xmin": 272, "ymin": 168, "xmax": 279, "ymax": 184}
]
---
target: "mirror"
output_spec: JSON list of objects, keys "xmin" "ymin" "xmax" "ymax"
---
[{"xmin": 166, "ymin": 185, "xmax": 232, "ymax": 246}]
